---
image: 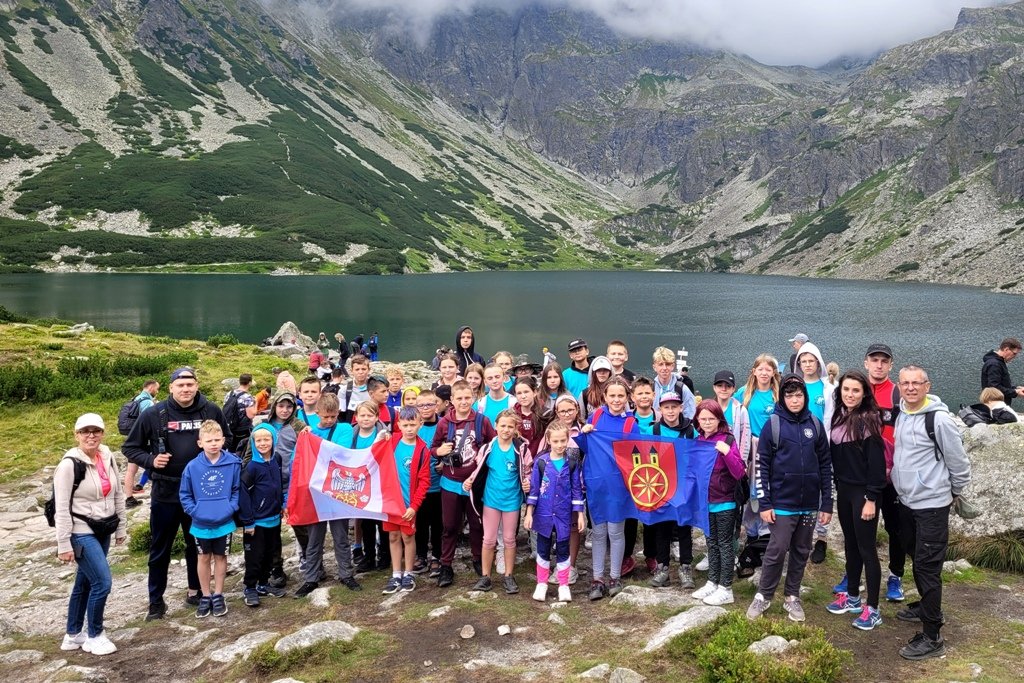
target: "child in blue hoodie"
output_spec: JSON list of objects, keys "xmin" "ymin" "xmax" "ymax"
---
[
  {"xmin": 180, "ymin": 420, "xmax": 241, "ymax": 618},
  {"xmin": 239, "ymin": 423, "xmax": 286, "ymax": 607}
]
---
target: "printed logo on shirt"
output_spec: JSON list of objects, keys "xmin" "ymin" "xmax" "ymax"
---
[
  {"xmin": 763, "ymin": 405, "xmax": 775, "ymax": 415},
  {"xmin": 881, "ymin": 409, "xmax": 893, "ymax": 423},
  {"xmin": 168, "ymin": 420, "xmax": 205, "ymax": 432},
  {"xmin": 403, "ymin": 457, "xmax": 413, "ymax": 470},
  {"xmin": 815, "ymin": 395, "xmax": 825, "ymax": 407},
  {"xmin": 803, "ymin": 428, "xmax": 814, "ymax": 439},
  {"xmin": 199, "ymin": 470, "xmax": 226, "ymax": 497}
]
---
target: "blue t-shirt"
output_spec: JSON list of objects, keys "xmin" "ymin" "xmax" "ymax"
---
[
  {"xmin": 723, "ymin": 402, "xmax": 734, "ymax": 427},
  {"xmin": 635, "ymin": 412, "xmax": 656, "ymax": 435},
  {"xmin": 395, "ymin": 441, "xmax": 415, "ymax": 508},
  {"xmin": 297, "ymin": 408, "xmax": 320, "ymax": 431},
  {"xmin": 313, "ymin": 422, "xmax": 354, "ymax": 446},
  {"xmin": 353, "ymin": 429, "xmax": 377, "ymax": 449},
  {"xmin": 418, "ymin": 422, "xmax": 440, "ymax": 493},
  {"xmin": 551, "ymin": 456, "xmax": 566, "ymax": 471},
  {"xmin": 483, "ymin": 442, "xmax": 522, "ymax": 512},
  {"xmin": 805, "ymin": 379, "xmax": 826, "ymax": 422},
  {"xmin": 735, "ymin": 387, "xmax": 775, "ymax": 437},
  {"xmin": 503, "ymin": 377, "xmax": 515, "ymax": 392},
  {"xmin": 478, "ymin": 393, "xmax": 516, "ymax": 426}
]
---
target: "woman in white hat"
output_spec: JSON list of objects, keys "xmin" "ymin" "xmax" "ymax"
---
[{"xmin": 55, "ymin": 413, "xmax": 127, "ymax": 656}]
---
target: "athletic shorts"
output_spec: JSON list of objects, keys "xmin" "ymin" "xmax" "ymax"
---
[
  {"xmin": 194, "ymin": 533, "xmax": 231, "ymax": 555},
  {"xmin": 382, "ymin": 521, "xmax": 415, "ymax": 536}
]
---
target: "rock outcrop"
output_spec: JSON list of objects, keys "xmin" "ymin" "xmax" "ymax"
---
[{"xmin": 951, "ymin": 421, "xmax": 1024, "ymax": 536}]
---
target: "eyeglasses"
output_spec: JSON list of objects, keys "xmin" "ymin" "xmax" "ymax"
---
[
  {"xmin": 556, "ymin": 408, "xmax": 578, "ymax": 415},
  {"xmin": 77, "ymin": 428, "xmax": 103, "ymax": 435},
  {"xmin": 899, "ymin": 381, "xmax": 928, "ymax": 389}
]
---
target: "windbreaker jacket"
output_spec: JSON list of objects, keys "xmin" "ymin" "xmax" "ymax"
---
[
  {"xmin": 179, "ymin": 451, "xmax": 241, "ymax": 529},
  {"xmin": 981, "ymin": 350, "xmax": 1017, "ymax": 405},
  {"xmin": 237, "ymin": 451, "xmax": 283, "ymax": 527},
  {"xmin": 893, "ymin": 395, "xmax": 971, "ymax": 510},
  {"xmin": 526, "ymin": 452, "xmax": 584, "ymax": 540},
  {"xmin": 700, "ymin": 432, "xmax": 747, "ymax": 504}
]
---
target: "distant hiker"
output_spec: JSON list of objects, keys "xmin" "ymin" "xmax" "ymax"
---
[
  {"xmin": 335, "ymin": 333, "xmax": 351, "ymax": 377},
  {"xmin": 368, "ymin": 331, "xmax": 380, "ymax": 361},
  {"xmin": 307, "ymin": 348, "xmax": 328, "ymax": 381},
  {"xmin": 55, "ymin": 413, "xmax": 126, "ymax": 657},
  {"xmin": 122, "ymin": 379, "xmax": 159, "ymax": 509},
  {"xmin": 223, "ymin": 373, "xmax": 257, "ymax": 455},
  {"xmin": 454, "ymin": 325, "xmax": 485, "ymax": 375},
  {"xmin": 892, "ymin": 365, "xmax": 971, "ymax": 661},
  {"xmin": 542, "ymin": 347, "xmax": 557, "ymax": 369},
  {"xmin": 431, "ymin": 345, "xmax": 451, "ymax": 371},
  {"xmin": 978, "ymin": 387, "xmax": 1020, "ymax": 423},
  {"xmin": 980, "ymin": 337, "xmax": 1024, "ymax": 406},
  {"xmin": 316, "ymin": 332, "xmax": 330, "ymax": 351},
  {"xmin": 788, "ymin": 332, "xmax": 809, "ymax": 373}
]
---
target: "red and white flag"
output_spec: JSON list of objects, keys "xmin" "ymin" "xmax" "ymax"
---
[{"xmin": 286, "ymin": 431, "xmax": 405, "ymax": 526}]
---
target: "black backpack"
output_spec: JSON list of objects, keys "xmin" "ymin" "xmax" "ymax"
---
[
  {"xmin": 117, "ymin": 397, "xmax": 144, "ymax": 436},
  {"xmin": 223, "ymin": 390, "xmax": 252, "ymax": 448},
  {"xmin": 44, "ymin": 458, "xmax": 87, "ymax": 527}
]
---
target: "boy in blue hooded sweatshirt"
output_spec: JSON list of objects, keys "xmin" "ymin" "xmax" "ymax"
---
[
  {"xmin": 239, "ymin": 423, "xmax": 286, "ymax": 607},
  {"xmin": 746, "ymin": 374, "xmax": 833, "ymax": 623},
  {"xmin": 180, "ymin": 420, "xmax": 241, "ymax": 618}
]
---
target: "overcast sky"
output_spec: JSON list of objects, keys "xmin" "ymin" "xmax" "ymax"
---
[{"xmin": 333, "ymin": 0, "xmax": 1014, "ymax": 66}]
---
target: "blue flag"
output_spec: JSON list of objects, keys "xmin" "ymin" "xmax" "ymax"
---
[{"xmin": 583, "ymin": 431, "xmax": 718, "ymax": 534}]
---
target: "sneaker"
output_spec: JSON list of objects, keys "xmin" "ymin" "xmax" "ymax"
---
[
  {"xmin": 243, "ymin": 587, "xmax": 260, "ymax": 607},
  {"xmin": 146, "ymin": 600, "xmax": 167, "ymax": 621},
  {"xmin": 125, "ymin": 496, "xmax": 141, "ymax": 509},
  {"xmin": 437, "ymin": 565, "xmax": 454, "ymax": 588},
  {"xmin": 703, "ymin": 586, "xmax": 734, "ymax": 606},
  {"xmin": 211, "ymin": 593, "xmax": 228, "ymax": 617},
  {"xmin": 352, "ymin": 545, "xmax": 364, "ymax": 564},
  {"xmin": 678, "ymin": 564, "xmax": 695, "ymax": 589},
  {"xmin": 608, "ymin": 578, "xmax": 624, "ymax": 597},
  {"xmin": 558, "ymin": 584, "xmax": 572, "ymax": 602},
  {"xmin": 472, "ymin": 576, "xmax": 493, "ymax": 592},
  {"xmin": 133, "ymin": 483, "xmax": 145, "ymax": 493},
  {"xmin": 533, "ymin": 582, "xmax": 548, "ymax": 602},
  {"xmin": 568, "ymin": 566, "xmax": 579, "ymax": 585},
  {"xmin": 548, "ymin": 570, "xmax": 559, "ymax": 585},
  {"xmin": 644, "ymin": 557, "xmax": 658, "ymax": 575},
  {"xmin": 472, "ymin": 560, "xmax": 483, "ymax": 577},
  {"xmin": 503, "ymin": 575, "xmax": 519, "ymax": 594},
  {"xmin": 692, "ymin": 581, "xmax": 718, "ymax": 600},
  {"xmin": 185, "ymin": 590, "xmax": 203, "ymax": 607},
  {"xmin": 496, "ymin": 554, "xmax": 506, "ymax": 575},
  {"xmin": 832, "ymin": 573, "xmax": 848, "ymax": 594},
  {"xmin": 589, "ymin": 580, "xmax": 609, "ymax": 601},
  {"xmin": 195, "ymin": 596, "xmax": 212, "ymax": 618},
  {"xmin": 294, "ymin": 581, "xmax": 319, "ymax": 598},
  {"xmin": 896, "ymin": 601, "xmax": 921, "ymax": 622},
  {"xmin": 695, "ymin": 555, "xmax": 709, "ymax": 572},
  {"xmin": 428, "ymin": 559, "xmax": 442, "ymax": 578},
  {"xmin": 621, "ymin": 556, "xmax": 637, "ymax": 577},
  {"xmin": 852, "ymin": 605, "xmax": 882, "ymax": 631},
  {"xmin": 826, "ymin": 592, "xmax": 863, "ymax": 614},
  {"xmin": 340, "ymin": 576, "xmax": 362, "ymax": 591},
  {"xmin": 382, "ymin": 576, "xmax": 402, "ymax": 595},
  {"xmin": 810, "ymin": 540, "xmax": 827, "ymax": 564},
  {"xmin": 61, "ymin": 631, "xmax": 87, "ymax": 651},
  {"xmin": 886, "ymin": 574, "xmax": 905, "ymax": 602},
  {"xmin": 268, "ymin": 572, "xmax": 288, "ymax": 589},
  {"xmin": 899, "ymin": 632, "xmax": 946, "ymax": 661},
  {"xmin": 649, "ymin": 565, "xmax": 671, "ymax": 588},
  {"xmin": 783, "ymin": 597, "xmax": 805, "ymax": 622},
  {"xmin": 411, "ymin": 557, "xmax": 428, "ymax": 574},
  {"xmin": 81, "ymin": 632, "xmax": 117, "ymax": 656},
  {"xmin": 258, "ymin": 583, "xmax": 287, "ymax": 598},
  {"xmin": 400, "ymin": 574, "xmax": 416, "ymax": 592},
  {"xmin": 746, "ymin": 593, "xmax": 771, "ymax": 620}
]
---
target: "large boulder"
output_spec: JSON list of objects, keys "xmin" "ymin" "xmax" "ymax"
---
[
  {"xmin": 275, "ymin": 621, "xmax": 359, "ymax": 653},
  {"xmin": 268, "ymin": 322, "xmax": 316, "ymax": 353},
  {"xmin": 643, "ymin": 606, "xmax": 727, "ymax": 652},
  {"xmin": 951, "ymin": 421, "xmax": 1024, "ymax": 536}
]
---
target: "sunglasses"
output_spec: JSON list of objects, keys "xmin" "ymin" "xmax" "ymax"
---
[{"xmin": 77, "ymin": 428, "xmax": 104, "ymax": 435}]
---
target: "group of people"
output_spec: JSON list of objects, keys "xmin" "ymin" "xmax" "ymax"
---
[{"xmin": 55, "ymin": 326, "xmax": 1018, "ymax": 662}]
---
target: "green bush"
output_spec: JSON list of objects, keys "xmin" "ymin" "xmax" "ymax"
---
[
  {"xmin": 0, "ymin": 305, "xmax": 28, "ymax": 323},
  {"xmin": 40, "ymin": 342, "xmax": 64, "ymax": 351},
  {"xmin": 128, "ymin": 522, "xmax": 186, "ymax": 556},
  {"xmin": 207, "ymin": 333, "xmax": 239, "ymax": 347},
  {"xmin": 949, "ymin": 530, "xmax": 1024, "ymax": 574}
]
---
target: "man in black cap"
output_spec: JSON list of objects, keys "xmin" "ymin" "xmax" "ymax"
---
[{"xmin": 563, "ymin": 338, "xmax": 593, "ymax": 400}]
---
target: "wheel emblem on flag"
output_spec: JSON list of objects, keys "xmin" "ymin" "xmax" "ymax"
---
[
  {"xmin": 323, "ymin": 461, "xmax": 371, "ymax": 509},
  {"xmin": 614, "ymin": 440, "xmax": 678, "ymax": 512}
]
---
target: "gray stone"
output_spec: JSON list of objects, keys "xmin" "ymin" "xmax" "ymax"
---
[
  {"xmin": 609, "ymin": 667, "xmax": 645, "ymax": 683},
  {"xmin": 581, "ymin": 662, "xmax": 611, "ymax": 679},
  {"xmin": 609, "ymin": 585, "xmax": 697, "ymax": 610},
  {"xmin": 497, "ymin": 624, "xmax": 511, "ymax": 636},
  {"xmin": 747, "ymin": 635, "xmax": 794, "ymax": 655},
  {"xmin": 377, "ymin": 590, "xmax": 408, "ymax": 612},
  {"xmin": 40, "ymin": 658, "xmax": 67, "ymax": 673},
  {"xmin": 309, "ymin": 586, "xmax": 331, "ymax": 608},
  {"xmin": 274, "ymin": 621, "xmax": 359, "ymax": 654},
  {"xmin": 209, "ymin": 631, "xmax": 280, "ymax": 663},
  {"xmin": 0, "ymin": 649, "xmax": 43, "ymax": 664},
  {"xmin": 109, "ymin": 627, "xmax": 139, "ymax": 641},
  {"xmin": 643, "ymin": 606, "xmax": 728, "ymax": 652},
  {"xmin": 270, "ymin": 679, "xmax": 307, "ymax": 683},
  {"xmin": 466, "ymin": 590, "xmax": 497, "ymax": 600},
  {"xmin": 951, "ymin": 422, "xmax": 1024, "ymax": 536},
  {"xmin": 260, "ymin": 343, "xmax": 307, "ymax": 358},
  {"xmin": 969, "ymin": 663, "xmax": 983, "ymax": 678},
  {"xmin": 459, "ymin": 624, "xmax": 475, "ymax": 639},
  {"xmin": 58, "ymin": 665, "xmax": 108, "ymax": 682},
  {"xmin": 428, "ymin": 605, "xmax": 451, "ymax": 619},
  {"xmin": 5, "ymin": 497, "xmax": 38, "ymax": 513},
  {"xmin": 954, "ymin": 559, "xmax": 973, "ymax": 571},
  {"xmin": 268, "ymin": 322, "xmax": 316, "ymax": 353},
  {"xmin": 464, "ymin": 659, "xmax": 489, "ymax": 670},
  {"xmin": 547, "ymin": 613, "xmax": 565, "ymax": 625},
  {"xmin": 550, "ymin": 601, "xmax": 568, "ymax": 609},
  {"xmin": 943, "ymin": 561, "xmax": 958, "ymax": 574}
]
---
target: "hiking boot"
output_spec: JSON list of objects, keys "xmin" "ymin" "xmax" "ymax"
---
[
  {"xmin": 644, "ymin": 557, "xmax": 658, "ymax": 574},
  {"xmin": 899, "ymin": 632, "xmax": 946, "ymax": 661},
  {"xmin": 746, "ymin": 593, "xmax": 771, "ymax": 620},
  {"xmin": 146, "ymin": 600, "xmax": 167, "ymax": 621},
  {"xmin": 832, "ymin": 573, "xmax": 848, "ymax": 594},
  {"xmin": 400, "ymin": 574, "xmax": 416, "ymax": 592},
  {"xmin": 125, "ymin": 496, "xmax": 141, "ymax": 509},
  {"xmin": 703, "ymin": 586, "xmax": 734, "ymax": 606},
  {"xmin": 382, "ymin": 576, "xmax": 401, "ymax": 595},
  {"xmin": 532, "ymin": 583, "xmax": 548, "ymax": 602},
  {"xmin": 503, "ymin": 575, "xmax": 519, "ymax": 594},
  {"xmin": 81, "ymin": 631, "xmax": 117, "ymax": 656},
  {"xmin": 649, "ymin": 565, "xmax": 671, "ymax": 588},
  {"xmin": 258, "ymin": 583, "xmax": 287, "ymax": 598},
  {"xmin": 428, "ymin": 559, "xmax": 442, "ymax": 578},
  {"xmin": 548, "ymin": 569, "xmax": 559, "ymax": 585},
  {"xmin": 437, "ymin": 565, "xmax": 454, "ymax": 588},
  {"xmin": 294, "ymin": 581, "xmax": 319, "ymax": 598},
  {"xmin": 886, "ymin": 574, "xmax": 905, "ymax": 602},
  {"xmin": 61, "ymin": 631, "xmax": 87, "ymax": 651},
  {"xmin": 895, "ymin": 602, "xmax": 945, "ymax": 624},
  {"xmin": 852, "ymin": 605, "xmax": 882, "ymax": 631},
  {"xmin": 211, "ymin": 593, "xmax": 228, "ymax": 617},
  {"xmin": 195, "ymin": 596, "xmax": 213, "ymax": 618},
  {"xmin": 678, "ymin": 564, "xmax": 695, "ymax": 589},
  {"xmin": 472, "ymin": 576, "xmax": 493, "ymax": 592},
  {"xmin": 340, "ymin": 576, "xmax": 362, "ymax": 591},
  {"xmin": 589, "ymin": 580, "xmax": 609, "ymax": 601},
  {"xmin": 473, "ymin": 560, "xmax": 483, "ymax": 577},
  {"xmin": 243, "ymin": 587, "xmax": 260, "ymax": 607},
  {"xmin": 557, "ymin": 584, "xmax": 572, "ymax": 602},
  {"xmin": 185, "ymin": 590, "xmax": 203, "ymax": 607},
  {"xmin": 621, "ymin": 556, "xmax": 637, "ymax": 577},
  {"xmin": 692, "ymin": 581, "xmax": 718, "ymax": 600},
  {"xmin": 411, "ymin": 557, "xmax": 428, "ymax": 574},
  {"xmin": 783, "ymin": 597, "xmax": 806, "ymax": 622},
  {"xmin": 608, "ymin": 578, "xmax": 624, "ymax": 597},
  {"xmin": 827, "ymin": 592, "xmax": 862, "ymax": 614},
  {"xmin": 810, "ymin": 540, "xmax": 827, "ymax": 564}
]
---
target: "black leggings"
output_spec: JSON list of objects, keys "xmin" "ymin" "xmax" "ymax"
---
[
  {"xmin": 836, "ymin": 482, "xmax": 881, "ymax": 607},
  {"xmin": 415, "ymin": 491, "xmax": 443, "ymax": 561},
  {"xmin": 880, "ymin": 482, "xmax": 906, "ymax": 577}
]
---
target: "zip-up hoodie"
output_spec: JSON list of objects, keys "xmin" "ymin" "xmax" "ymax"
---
[
  {"xmin": 795, "ymin": 341, "xmax": 836, "ymax": 430},
  {"xmin": 238, "ymin": 424, "xmax": 283, "ymax": 528},
  {"xmin": 54, "ymin": 445, "xmax": 127, "ymax": 554},
  {"xmin": 700, "ymin": 432, "xmax": 747, "ymax": 504},
  {"xmin": 755, "ymin": 374, "xmax": 833, "ymax": 513},
  {"xmin": 430, "ymin": 410, "xmax": 497, "ymax": 486},
  {"xmin": 454, "ymin": 325, "xmax": 485, "ymax": 374},
  {"xmin": 180, "ymin": 450, "xmax": 242, "ymax": 530},
  {"xmin": 724, "ymin": 397, "xmax": 753, "ymax": 464},
  {"xmin": 892, "ymin": 395, "xmax": 971, "ymax": 510}
]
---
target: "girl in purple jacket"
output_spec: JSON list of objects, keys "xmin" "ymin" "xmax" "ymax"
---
[
  {"xmin": 524, "ymin": 422, "xmax": 585, "ymax": 603},
  {"xmin": 691, "ymin": 400, "xmax": 746, "ymax": 606}
]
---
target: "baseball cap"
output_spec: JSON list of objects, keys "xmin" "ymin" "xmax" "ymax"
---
[
  {"xmin": 865, "ymin": 343, "xmax": 893, "ymax": 359},
  {"xmin": 713, "ymin": 370, "xmax": 736, "ymax": 387},
  {"xmin": 659, "ymin": 392, "xmax": 683, "ymax": 405},
  {"xmin": 789, "ymin": 333, "xmax": 809, "ymax": 344},
  {"xmin": 74, "ymin": 413, "xmax": 106, "ymax": 431},
  {"xmin": 590, "ymin": 356, "xmax": 613, "ymax": 373},
  {"xmin": 170, "ymin": 366, "xmax": 197, "ymax": 383},
  {"xmin": 567, "ymin": 338, "xmax": 588, "ymax": 351}
]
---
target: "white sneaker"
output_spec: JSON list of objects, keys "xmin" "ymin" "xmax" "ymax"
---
[
  {"xmin": 558, "ymin": 585, "xmax": 572, "ymax": 602},
  {"xmin": 696, "ymin": 555, "xmax": 709, "ymax": 571},
  {"xmin": 692, "ymin": 581, "xmax": 718, "ymax": 600},
  {"xmin": 496, "ymin": 554, "xmax": 506, "ymax": 575},
  {"xmin": 703, "ymin": 586, "xmax": 735, "ymax": 606},
  {"xmin": 568, "ymin": 566, "xmax": 579, "ymax": 585},
  {"xmin": 533, "ymin": 583, "xmax": 548, "ymax": 602},
  {"xmin": 61, "ymin": 632, "xmax": 87, "ymax": 651},
  {"xmin": 82, "ymin": 631, "xmax": 117, "ymax": 656}
]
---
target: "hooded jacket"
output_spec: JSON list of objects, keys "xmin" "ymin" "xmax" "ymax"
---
[
  {"xmin": 238, "ymin": 423, "xmax": 283, "ymax": 528},
  {"xmin": 454, "ymin": 325, "xmax": 484, "ymax": 374},
  {"xmin": 430, "ymin": 410, "xmax": 497, "ymax": 488},
  {"xmin": 468, "ymin": 437, "xmax": 533, "ymax": 515},
  {"xmin": 700, "ymin": 431, "xmax": 747, "ymax": 504},
  {"xmin": 794, "ymin": 341, "xmax": 836, "ymax": 429},
  {"xmin": 180, "ymin": 449, "xmax": 242, "ymax": 529},
  {"xmin": 981, "ymin": 350, "xmax": 1017, "ymax": 405},
  {"xmin": 755, "ymin": 374, "xmax": 833, "ymax": 513},
  {"xmin": 892, "ymin": 395, "xmax": 971, "ymax": 510}
]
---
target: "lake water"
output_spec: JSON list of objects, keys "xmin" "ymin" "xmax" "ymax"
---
[{"xmin": 0, "ymin": 271, "xmax": 1020, "ymax": 408}]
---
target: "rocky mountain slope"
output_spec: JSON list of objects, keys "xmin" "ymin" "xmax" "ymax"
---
[{"xmin": 0, "ymin": 0, "xmax": 1022, "ymax": 288}]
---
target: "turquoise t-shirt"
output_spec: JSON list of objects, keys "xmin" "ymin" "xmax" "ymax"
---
[
  {"xmin": 562, "ymin": 368, "xmax": 589, "ymax": 401},
  {"xmin": 503, "ymin": 377, "xmax": 515, "ymax": 392},
  {"xmin": 418, "ymin": 422, "xmax": 440, "ymax": 493},
  {"xmin": 483, "ymin": 442, "xmax": 523, "ymax": 512},
  {"xmin": 805, "ymin": 379, "xmax": 826, "ymax": 422},
  {"xmin": 479, "ymin": 393, "xmax": 516, "ymax": 426},
  {"xmin": 723, "ymin": 402, "xmax": 734, "ymax": 427},
  {"xmin": 635, "ymin": 412, "xmax": 656, "ymax": 435},
  {"xmin": 192, "ymin": 520, "xmax": 236, "ymax": 539},
  {"xmin": 297, "ymin": 408, "xmax": 320, "ymax": 431},
  {"xmin": 736, "ymin": 387, "xmax": 775, "ymax": 437},
  {"xmin": 395, "ymin": 441, "xmax": 415, "ymax": 508},
  {"xmin": 353, "ymin": 429, "xmax": 377, "ymax": 449},
  {"xmin": 550, "ymin": 456, "xmax": 566, "ymax": 472},
  {"xmin": 708, "ymin": 501, "xmax": 737, "ymax": 513},
  {"xmin": 313, "ymin": 422, "xmax": 354, "ymax": 446}
]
